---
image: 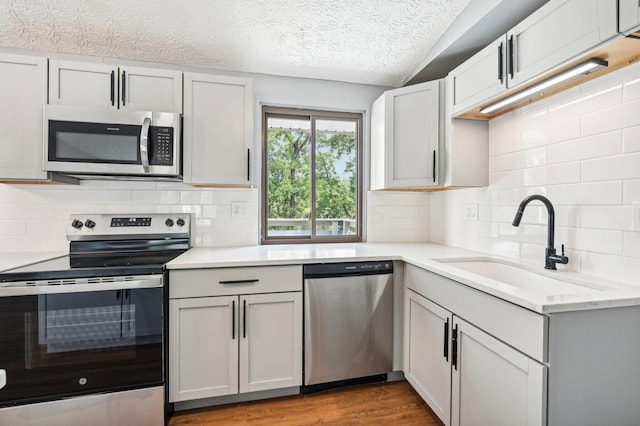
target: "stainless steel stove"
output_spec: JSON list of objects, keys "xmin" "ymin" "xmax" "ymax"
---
[{"xmin": 0, "ymin": 213, "xmax": 191, "ymax": 426}]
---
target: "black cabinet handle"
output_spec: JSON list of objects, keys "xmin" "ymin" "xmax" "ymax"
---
[
  {"xmin": 232, "ymin": 300, "xmax": 236, "ymax": 340},
  {"xmin": 219, "ymin": 279, "xmax": 259, "ymax": 285},
  {"xmin": 508, "ymin": 35, "xmax": 514, "ymax": 79},
  {"xmin": 498, "ymin": 42, "xmax": 504, "ymax": 83},
  {"xmin": 443, "ymin": 318, "xmax": 449, "ymax": 361},
  {"xmin": 121, "ymin": 70, "xmax": 126, "ymax": 107},
  {"xmin": 110, "ymin": 71, "xmax": 115, "ymax": 106},
  {"xmin": 243, "ymin": 300, "xmax": 247, "ymax": 339},
  {"xmin": 452, "ymin": 324, "xmax": 459, "ymax": 370},
  {"xmin": 432, "ymin": 150, "xmax": 436, "ymax": 183},
  {"xmin": 247, "ymin": 149, "xmax": 251, "ymax": 182}
]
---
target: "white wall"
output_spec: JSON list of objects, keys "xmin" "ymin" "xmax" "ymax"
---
[
  {"xmin": 430, "ymin": 60, "xmax": 640, "ymax": 284},
  {"xmin": 0, "ymin": 52, "xmax": 386, "ymax": 252}
]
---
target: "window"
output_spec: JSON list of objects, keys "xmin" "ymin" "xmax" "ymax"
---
[{"xmin": 261, "ymin": 106, "xmax": 362, "ymax": 244}]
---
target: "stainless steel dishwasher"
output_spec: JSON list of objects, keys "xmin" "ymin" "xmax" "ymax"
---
[{"xmin": 303, "ymin": 261, "xmax": 393, "ymax": 391}]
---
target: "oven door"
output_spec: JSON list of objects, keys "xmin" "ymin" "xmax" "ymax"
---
[
  {"xmin": 43, "ymin": 105, "xmax": 180, "ymax": 177},
  {"xmin": 0, "ymin": 278, "xmax": 163, "ymax": 407}
]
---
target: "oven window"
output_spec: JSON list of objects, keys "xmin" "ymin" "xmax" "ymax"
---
[{"xmin": 0, "ymin": 287, "xmax": 163, "ymax": 406}]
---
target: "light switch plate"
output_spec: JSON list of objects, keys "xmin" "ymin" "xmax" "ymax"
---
[
  {"xmin": 632, "ymin": 202, "xmax": 640, "ymax": 231},
  {"xmin": 465, "ymin": 203, "xmax": 478, "ymax": 221},
  {"xmin": 231, "ymin": 201, "xmax": 248, "ymax": 218}
]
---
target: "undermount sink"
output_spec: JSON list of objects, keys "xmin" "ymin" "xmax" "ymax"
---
[{"xmin": 434, "ymin": 257, "xmax": 608, "ymax": 296}]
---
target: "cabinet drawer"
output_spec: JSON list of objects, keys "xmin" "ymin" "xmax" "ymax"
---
[
  {"xmin": 170, "ymin": 265, "xmax": 302, "ymax": 298},
  {"xmin": 405, "ymin": 264, "xmax": 547, "ymax": 363}
]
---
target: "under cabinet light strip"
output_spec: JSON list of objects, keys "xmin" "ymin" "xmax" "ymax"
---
[{"xmin": 480, "ymin": 58, "xmax": 608, "ymax": 114}]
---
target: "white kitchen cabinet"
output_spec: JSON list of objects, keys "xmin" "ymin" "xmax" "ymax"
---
[
  {"xmin": 168, "ymin": 265, "xmax": 302, "ymax": 403},
  {"xmin": 370, "ymin": 80, "xmax": 440, "ymax": 189},
  {"xmin": 49, "ymin": 60, "xmax": 182, "ymax": 113},
  {"xmin": 448, "ymin": 36, "xmax": 506, "ymax": 116},
  {"xmin": 451, "ymin": 317, "xmax": 546, "ymax": 426},
  {"xmin": 183, "ymin": 73, "xmax": 253, "ymax": 186},
  {"xmin": 169, "ymin": 296, "xmax": 238, "ymax": 401},
  {"xmin": 507, "ymin": 0, "xmax": 617, "ymax": 88},
  {"xmin": 404, "ymin": 289, "xmax": 452, "ymax": 425},
  {"xmin": 239, "ymin": 292, "xmax": 302, "ymax": 393},
  {"xmin": 0, "ymin": 53, "xmax": 48, "ymax": 180},
  {"xmin": 448, "ymin": 0, "xmax": 618, "ymax": 116},
  {"xmin": 619, "ymin": 0, "xmax": 640, "ymax": 34}
]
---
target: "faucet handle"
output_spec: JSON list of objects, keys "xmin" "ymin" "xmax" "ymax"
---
[{"xmin": 561, "ymin": 244, "xmax": 565, "ymax": 256}]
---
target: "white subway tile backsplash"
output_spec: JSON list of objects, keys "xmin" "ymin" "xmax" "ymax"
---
[
  {"xmin": 623, "ymin": 126, "xmax": 640, "ymax": 154},
  {"xmin": 581, "ymin": 152, "xmax": 640, "ymax": 182},
  {"xmin": 548, "ymin": 181, "xmax": 622, "ymax": 205},
  {"xmin": 581, "ymin": 99, "xmax": 640, "ymax": 137},
  {"xmin": 0, "ymin": 220, "xmax": 26, "ymax": 236},
  {"xmin": 581, "ymin": 206, "xmax": 632, "ymax": 231},
  {"xmin": 523, "ymin": 162, "xmax": 580, "ymax": 186},
  {"xmin": 431, "ymin": 62, "xmax": 640, "ymax": 284},
  {"xmin": 547, "ymin": 131, "xmax": 622, "ymax": 164}
]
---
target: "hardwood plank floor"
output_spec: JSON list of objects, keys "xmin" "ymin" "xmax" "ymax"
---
[{"xmin": 168, "ymin": 381, "xmax": 442, "ymax": 425}]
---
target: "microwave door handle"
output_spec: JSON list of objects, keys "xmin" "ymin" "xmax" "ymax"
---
[{"xmin": 140, "ymin": 117, "xmax": 151, "ymax": 173}]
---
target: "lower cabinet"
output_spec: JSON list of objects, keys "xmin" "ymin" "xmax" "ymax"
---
[
  {"xmin": 404, "ymin": 266, "xmax": 547, "ymax": 426},
  {"xmin": 451, "ymin": 317, "xmax": 546, "ymax": 426},
  {"xmin": 168, "ymin": 266, "xmax": 302, "ymax": 403}
]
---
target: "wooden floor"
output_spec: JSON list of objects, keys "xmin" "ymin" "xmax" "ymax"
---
[{"xmin": 168, "ymin": 381, "xmax": 443, "ymax": 425}]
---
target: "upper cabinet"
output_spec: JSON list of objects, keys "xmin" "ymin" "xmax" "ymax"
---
[
  {"xmin": 49, "ymin": 60, "xmax": 182, "ymax": 113},
  {"xmin": 371, "ymin": 80, "xmax": 440, "ymax": 190},
  {"xmin": 182, "ymin": 73, "xmax": 253, "ymax": 186},
  {"xmin": 0, "ymin": 53, "xmax": 48, "ymax": 180},
  {"xmin": 619, "ymin": 0, "xmax": 640, "ymax": 34},
  {"xmin": 449, "ymin": 0, "xmax": 618, "ymax": 117}
]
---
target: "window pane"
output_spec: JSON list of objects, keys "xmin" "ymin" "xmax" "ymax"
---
[
  {"xmin": 266, "ymin": 117, "xmax": 311, "ymax": 237},
  {"xmin": 315, "ymin": 119, "xmax": 357, "ymax": 236}
]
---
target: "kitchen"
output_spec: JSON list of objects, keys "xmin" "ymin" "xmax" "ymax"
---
[{"xmin": 1, "ymin": 0, "xmax": 640, "ymax": 424}]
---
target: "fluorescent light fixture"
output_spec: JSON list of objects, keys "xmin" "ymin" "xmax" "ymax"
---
[{"xmin": 480, "ymin": 58, "xmax": 608, "ymax": 114}]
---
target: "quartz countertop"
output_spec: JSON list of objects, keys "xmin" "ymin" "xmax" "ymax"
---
[
  {"xmin": 167, "ymin": 242, "xmax": 640, "ymax": 315},
  {"xmin": 0, "ymin": 251, "xmax": 67, "ymax": 273}
]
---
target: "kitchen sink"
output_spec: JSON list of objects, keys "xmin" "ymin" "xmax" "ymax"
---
[{"xmin": 434, "ymin": 257, "xmax": 611, "ymax": 295}]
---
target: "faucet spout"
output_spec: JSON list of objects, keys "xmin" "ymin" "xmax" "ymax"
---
[{"xmin": 512, "ymin": 195, "xmax": 568, "ymax": 270}]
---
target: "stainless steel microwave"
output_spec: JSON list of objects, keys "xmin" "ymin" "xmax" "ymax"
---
[{"xmin": 44, "ymin": 105, "xmax": 181, "ymax": 178}]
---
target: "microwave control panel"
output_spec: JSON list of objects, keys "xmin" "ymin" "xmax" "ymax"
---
[{"xmin": 149, "ymin": 127, "xmax": 174, "ymax": 166}]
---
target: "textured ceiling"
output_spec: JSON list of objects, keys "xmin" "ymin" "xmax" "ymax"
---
[{"xmin": 0, "ymin": 0, "xmax": 470, "ymax": 87}]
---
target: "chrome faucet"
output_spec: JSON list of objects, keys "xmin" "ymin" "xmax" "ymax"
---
[{"xmin": 512, "ymin": 195, "xmax": 569, "ymax": 270}]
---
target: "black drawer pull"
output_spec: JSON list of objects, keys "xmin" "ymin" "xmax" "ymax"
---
[{"xmin": 219, "ymin": 279, "xmax": 259, "ymax": 285}]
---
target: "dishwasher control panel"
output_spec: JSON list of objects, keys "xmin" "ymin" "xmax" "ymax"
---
[{"xmin": 303, "ymin": 261, "xmax": 393, "ymax": 278}]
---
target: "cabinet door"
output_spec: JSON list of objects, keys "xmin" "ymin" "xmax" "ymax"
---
[
  {"xmin": 183, "ymin": 73, "xmax": 253, "ymax": 185},
  {"xmin": 169, "ymin": 296, "xmax": 238, "ymax": 402},
  {"xmin": 448, "ymin": 36, "xmax": 507, "ymax": 116},
  {"xmin": 619, "ymin": 0, "xmax": 640, "ymax": 34},
  {"xmin": 0, "ymin": 54, "xmax": 48, "ymax": 180},
  {"xmin": 119, "ymin": 66, "xmax": 182, "ymax": 113},
  {"xmin": 404, "ymin": 289, "xmax": 452, "ymax": 425},
  {"xmin": 239, "ymin": 292, "xmax": 302, "ymax": 393},
  {"xmin": 507, "ymin": 0, "xmax": 617, "ymax": 87},
  {"xmin": 451, "ymin": 317, "xmax": 546, "ymax": 426},
  {"xmin": 49, "ymin": 60, "xmax": 118, "ymax": 108},
  {"xmin": 386, "ymin": 81, "xmax": 439, "ymax": 187}
]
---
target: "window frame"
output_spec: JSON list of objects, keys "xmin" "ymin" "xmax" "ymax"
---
[{"xmin": 261, "ymin": 105, "xmax": 363, "ymax": 245}]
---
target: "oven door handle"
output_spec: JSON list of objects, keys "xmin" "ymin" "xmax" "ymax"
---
[
  {"xmin": 140, "ymin": 117, "xmax": 151, "ymax": 173},
  {"xmin": 0, "ymin": 276, "xmax": 162, "ymax": 296}
]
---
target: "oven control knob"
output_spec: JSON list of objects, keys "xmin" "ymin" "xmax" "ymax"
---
[
  {"xmin": 84, "ymin": 219, "xmax": 96, "ymax": 229},
  {"xmin": 71, "ymin": 219, "xmax": 83, "ymax": 230},
  {"xmin": 176, "ymin": 218, "xmax": 186, "ymax": 227},
  {"xmin": 165, "ymin": 218, "xmax": 174, "ymax": 227}
]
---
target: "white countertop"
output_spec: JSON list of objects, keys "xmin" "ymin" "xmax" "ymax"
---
[
  {"xmin": 0, "ymin": 251, "xmax": 67, "ymax": 273},
  {"xmin": 167, "ymin": 242, "xmax": 640, "ymax": 315}
]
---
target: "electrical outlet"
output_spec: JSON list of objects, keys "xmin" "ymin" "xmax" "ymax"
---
[
  {"xmin": 231, "ymin": 201, "xmax": 248, "ymax": 218},
  {"xmin": 632, "ymin": 202, "xmax": 640, "ymax": 231},
  {"xmin": 465, "ymin": 203, "xmax": 478, "ymax": 221}
]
